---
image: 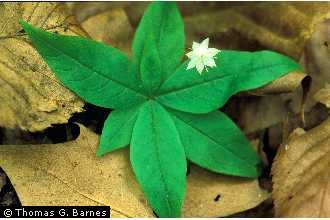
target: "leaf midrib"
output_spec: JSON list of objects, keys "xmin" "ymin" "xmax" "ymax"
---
[
  {"xmin": 34, "ymin": 31, "xmax": 147, "ymax": 99},
  {"xmin": 156, "ymin": 4, "xmax": 166, "ymax": 83},
  {"xmin": 105, "ymin": 109, "xmax": 139, "ymax": 147},
  {"xmin": 150, "ymin": 103, "xmax": 172, "ymax": 216},
  {"xmin": 171, "ymin": 112, "xmax": 257, "ymax": 168},
  {"xmin": 157, "ymin": 62, "xmax": 295, "ymax": 97}
]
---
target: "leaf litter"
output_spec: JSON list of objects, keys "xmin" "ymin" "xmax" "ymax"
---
[
  {"xmin": 0, "ymin": 2, "xmax": 84, "ymax": 132},
  {"xmin": 0, "ymin": 124, "xmax": 268, "ymax": 217}
]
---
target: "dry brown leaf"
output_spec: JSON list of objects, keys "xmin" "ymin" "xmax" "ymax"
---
[
  {"xmin": 225, "ymin": 95, "xmax": 295, "ymax": 135},
  {"xmin": 314, "ymin": 83, "xmax": 330, "ymax": 108},
  {"xmin": 66, "ymin": 2, "xmax": 131, "ymax": 23},
  {"xmin": 0, "ymin": 3, "xmax": 85, "ymax": 131},
  {"xmin": 302, "ymin": 19, "xmax": 330, "ymax": 110},
  {"xmin": 300, "ymin": 19, "xmax": 330, "ymax": 110},
  {"xmin": 246, "ymin": 72, "xmax": 309, "ymax": 96},
  {"xmin": 226, "ymin": 74, "xmax": 308, "ymax": 135},
  {"xmin": 272, "ymin": 118, "xmax": 330, "ymax": 217},
  {"xmin": 0, "ymin": 124, "xmax": 268, "ymax": 217},
  {"xmin": 81, "ymin": 8, "xmax": 133, "ymax": 54},
  {"xmin": 0, "ymin": 171, "xmax": 5, "ymax": 191},
  {"xmin": 184, "ymin": 2, "xmax": 330, "ymax": 59}
]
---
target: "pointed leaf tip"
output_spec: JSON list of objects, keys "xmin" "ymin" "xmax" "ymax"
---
[
  {"xmin": 96, "ymin": 150, "xmax": 105, "ymax": 158},
  {"xmin": 18, "ymin": 19, "xmax": 27, "ymax": 26},
  {"xmin": 169, "ymin": 109, "xmax": 260, "ymax": 178},
  {"xmin": 20, "ymin": 21, "xmax": 145, "ymax": 109},
  {"xmin": 130, "ymin": 101, "xmax": 186, "ymax": 217},
  {"xmin": 19, "ymin": 19, "xmax": 32, "ymax": 30}
]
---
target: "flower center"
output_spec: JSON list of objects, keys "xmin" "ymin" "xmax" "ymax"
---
[{"xmin": 196, "ymin": 47, "xmax": 208, "ymax": 56}]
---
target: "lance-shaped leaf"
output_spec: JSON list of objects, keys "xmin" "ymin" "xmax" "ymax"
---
[
  {"xmin": 157, "ymin": 50, "xmax": 303, "ymax": 113},
  {"xmin": 97, "ymin": 104, "xmax": 141, "ymax": 157},
  {"xmin": 139, "ymin": 34, "xmax": 162, "ymax": 94},
  {"xmin": 20, "ymin": 21, "xmax": 146, "ymax": 109},
  {"xmin": 132, "ymin": 1, "xmax": 184, "ymax": 81},
  {"xmin": 130, "ymin": 101, "xmax": 186, "ymax": 217},
  {"xmin": 170, "ymin": 109, "xmax": 260, "ymax": 178}
]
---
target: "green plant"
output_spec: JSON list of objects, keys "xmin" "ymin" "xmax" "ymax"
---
[{"xmin": 20, "ymin": 2, "xmax": 302, "ymax": 217}]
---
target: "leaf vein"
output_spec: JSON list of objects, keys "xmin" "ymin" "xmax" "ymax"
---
[
  {"xmin": 32, "ymin": 32, "xmax": 146, "ymax": 99},
  {"xmin": 172, "ymin": 113, "xmax": 256, "ymax": 167}
]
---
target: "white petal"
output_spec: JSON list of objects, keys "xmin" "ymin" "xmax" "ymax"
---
[
  {"xmin": 204, "ymin": 57, "xmax": 216, "ymax": 67},
  {"xmin": 208, "ymin": 48, "xmax": 220, "ymax": 57},
  {"xmin": 187, "ymin": 59, "xmax": 197, "ymax": 70},
  {"xmin": 196, "ymin": 61, "xmax": 204, "ymax": 74},
  {"xmin": 200, "ymin": 38, "xmax": 209, "ymax": 49},
  {"xmin": 186, "ymin": 51, "xmax": 194, "ymax": 59},
  {"xmin": 186, "ymin": 37, "xmax": 220, "ymax": 74},
  {"xmin": 192, "ymin": 41, "xmax": 200, "ymax": 50}
]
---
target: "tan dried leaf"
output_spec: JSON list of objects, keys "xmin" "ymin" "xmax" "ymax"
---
[
  {"xmin": 314, "ymin": 83, "xmax": 330, "ymax": 108},
  {"xmin": 66, "ymin": 2, "xmax": 130, "ymax": 23},
  {"xmin": 81, "ymin": 8, "xmax": 133, "ymax": 54},
  {"xmin": 0, "ymin": 124, "xmax": 268, "ymax": 217},
  {"xmin": 184, "ymin": 2, "xmax": 330, "ymax": 60},
  {"xmin": 304, "ymin": 19, "xmax": 330, "ymax": 111},
  {"xmin": 0, "ymin": 3, "xmax": 85, "ymax": 131},
  {"xmin": 301, "ymin": 19, "xmax": 330, "ymax": 110},
  {"xmin": 246, "ymin": 72, "xmax": 309, "ymax": 96},
  {"xmin": 226, "ymin": 71, "xmax": 309, "ymax": 134},
  {"xmin": 272, "ymin": 118, "xmax": 330, "ymax": 217}
]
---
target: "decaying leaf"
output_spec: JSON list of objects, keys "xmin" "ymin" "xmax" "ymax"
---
[
  {"xmin": 80, "ymin": 8, "xmax": 133, "ymax": 53},
  {"xmin": 236, "ymin": 71, "xmax": 310, "ymax": 135},
  {"xmin": 226, "ymin": 72, "xmax": 310, "ymax": 135},
  {"xmin": 246, "ymin": 72, "xmax": 309, "ymax": 96},
  {"xmin": 272, "ymin": 118, "xmax": 330, "ymax": 217},
  {"xmin": 303, "ymin": 19, "xmax": 330, "ymax": 110},
  {"xmin": 66, "ymin": 2, "xmax": 130, "ymax": 23},
  {"xmin": 0, "ymin": 124, "xmax": 268, "ymax": 217},
  {"xmin": 299, "ymin": 20, "xmax": 330, "ymax": 109},
  {"xmin": 0, "ymin": 171, "xmax": 5, "ymax": 191},
  {"xmin": 0, "ymin": 3, "xmax": 85, "ymax": 131},
  {"xmin": 184, "ymin": 2, "xmax": 330, "ymax": 60},
  {"xmin": 314, "ymin": 83, "xmax": 330, "ymax": 108},
  {"xmin": 225, "ymin": 95, "xmax": 295, "ymax": 135}
]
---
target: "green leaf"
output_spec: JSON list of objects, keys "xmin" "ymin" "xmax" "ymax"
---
[
  {"xmin": 140, "ymin": 34, "xmax": 162, "ymax": 94},
  {"xmin": 20, "ymin": 20, "xmax": 146, "ymax": 109},
  {"xmin": 170, "ymin": 109, "xmax": 260, "ymax": 178},
  {"xmin": 97, "ymin": 104, "xmax": 141, "ymax": 157},
  {"xmin": 157, "ymin": 50, "xmax": 303, "ymax": 113},
  {"xmin": 132, "ymin": 1, "xmax": 184, "ymax": 81},
  {"xmin": 130, "ymin": 101, "xmax": 186, "ymax": 217}
]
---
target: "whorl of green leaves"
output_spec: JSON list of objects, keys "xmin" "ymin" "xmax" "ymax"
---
[{"xmin": 20, "ymin": 2, "xmax": 303, "ymax": 217}]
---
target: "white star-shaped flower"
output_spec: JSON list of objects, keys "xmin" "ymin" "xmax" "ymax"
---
[{"xmin": 186, "ymin": 38, "xmax": 220, "ymax": 74}]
